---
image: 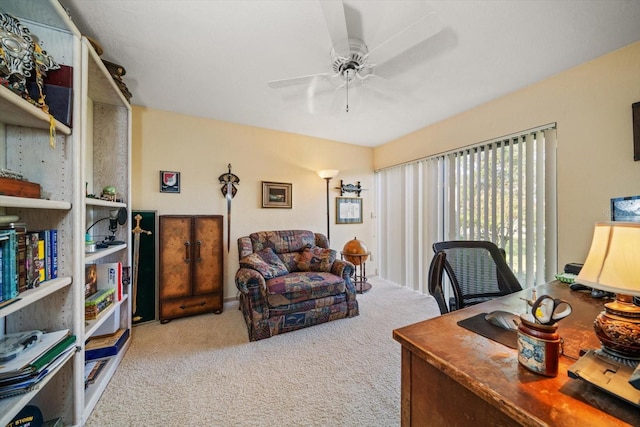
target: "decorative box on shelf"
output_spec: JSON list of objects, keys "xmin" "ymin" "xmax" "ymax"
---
[{"xmin": 0, "ymin": 177, "xmax": 41, "ymax": 199}]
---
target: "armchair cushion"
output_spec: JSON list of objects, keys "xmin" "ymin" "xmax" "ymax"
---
[
  {"xmin": 295, "ymin": 246, "xmax": 336, "ymax": 272},
  {"xmin": 265, "ymin": 271, "xmax": 345, "ymax": 307},
  {"xmin": 239, "ymin": 247, "xmax": 288, "ymax": 279}
]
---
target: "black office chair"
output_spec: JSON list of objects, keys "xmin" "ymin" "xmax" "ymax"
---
[{"xmin": 428, "ymin": 240, "xmax": 522, "ymax": 314}]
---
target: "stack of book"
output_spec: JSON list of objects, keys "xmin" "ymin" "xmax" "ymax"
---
[
  {"xmin": 84, "ymin": 288, "xmax": 115, "ymax": 320},
  {"xmin": 0, "ymin": 226, "xmax": 58, "ymax": 308},
  {"xmin": 0, "ymin": 330, "xmax": 76, "ymax": 399}
]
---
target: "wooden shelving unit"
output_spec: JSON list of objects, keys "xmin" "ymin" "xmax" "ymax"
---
[{"xmin": 0, "ymin": 1, "xmax": 132, "ymax": 425}]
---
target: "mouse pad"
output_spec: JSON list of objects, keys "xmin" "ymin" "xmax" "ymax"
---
[{"xmin": 457, "ymin": 313, "xmax": 517, "ymax": 349}]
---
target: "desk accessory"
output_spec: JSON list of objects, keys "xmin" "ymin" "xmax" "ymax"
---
[
  {"xmin": 517, "ymin": 316, "xmax": 561, "ymax": 377},
  {"xmin": 568, "ymin": 222, "xmax": 640, "ymax": 406},
  {"xmin": 530, "ymin": 295, "xmax": 572, "ymax": 325}
]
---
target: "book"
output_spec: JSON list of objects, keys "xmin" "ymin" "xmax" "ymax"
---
[
  {"xmin": 85, "ymin": 264, "xmax": 97, "ymax": 298},
  {"xmin": 85, "ymin": 328, "xmax": 129, "ymax": 360},
  {"xmin": 36, "ymin": 237, "xmax": 45, "ymax": 284},
  {"xmin": 84, "ymin": 359, "xmax": 108, "ymax": 385},
  {"xmin": 0, "ymin": 335, "xmax": 76, "ymax": 399},
  {"xmin": 25, "ymin": 232, "xmax": 40, "ymax": 289},
  {"xmin": 0, "ymin": 330, "xmax": 72, "ymax": 379},
  {"xmin": 96, "ymin": 262, "xmax": 122, "ymax": 301},
  {"xmin": 49, "ymin": 229, "xmax": 58, "ymax": 279},
  {"xmin": 0, "ymin": 229, "xmax": 18, "ymax": 301},
  {"xmin": 37, "ymin": 230, "xmax": 51, "ymax": 281},
  {"xmin": 0, "ymin": 224, "xmax": 27, "ymax": 294}
]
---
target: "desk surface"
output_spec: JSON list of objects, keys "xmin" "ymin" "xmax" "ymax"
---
[{"xmin": 393, "ymin": 281, "xmax": 640, "ymax": 426}]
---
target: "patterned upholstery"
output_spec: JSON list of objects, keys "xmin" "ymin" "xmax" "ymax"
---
[{"xmin": 235, "ymin": 230, "xmax": 359, "ymax": 341}]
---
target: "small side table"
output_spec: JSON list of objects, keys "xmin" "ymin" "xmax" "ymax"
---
[{"xmin": 341, "ymin": 251, "xmax": 372, "ymax": 293}]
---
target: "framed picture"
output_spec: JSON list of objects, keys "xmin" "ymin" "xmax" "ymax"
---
[
  {"xmin": 336, "ymin": 197, "xmax": 363, "ymax": 224},
  {"xmin": 262, "ymin": 181, "xmax": 292, "ymax": 208},
  {"xmin": 160, "ymin": 171, "xmax": 180, "ymax": 193}
]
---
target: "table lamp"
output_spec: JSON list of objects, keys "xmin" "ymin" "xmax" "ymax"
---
[
  {"xmin": 569, "ymin": 222, "xmax": 640, "ymax": 406},
  {"xmin": 576, "ymin": 222, "xmax": 640, "ymax": 359}
]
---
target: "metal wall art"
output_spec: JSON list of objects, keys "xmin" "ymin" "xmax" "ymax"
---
[
  {"xmin": 159, "ymin": 171, "xmax": 180, "ymax": 193},
  {"xmin": 262, "ymin": 181, "xmax": 292, "ymax": 208},
  {"xmin": 219, "ymin": 164, "xmax": 240, "ymax": 251},
  {"xmin": 336, "ymin": 180, "xmax": 366, "ymax": 197}
]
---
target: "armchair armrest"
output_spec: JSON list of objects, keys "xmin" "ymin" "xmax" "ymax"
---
[
  {"xmin": 235, "ymin": 267, "xmax": 266, "ymax": 293},
  {"xmin": 331, "ymin": 259, "xmax": 357, "ymax": 299},
  {"xmin": 235, "ymin": 267, "xmax": 269, "ymax": 322}
]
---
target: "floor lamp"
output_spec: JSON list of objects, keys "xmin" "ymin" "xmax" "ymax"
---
[{"xmin": 318, "ymin": 169, "xmax": 339, "ymax": 243}]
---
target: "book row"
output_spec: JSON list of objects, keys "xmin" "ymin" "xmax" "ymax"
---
[{"xmin": 0, "ymin": 225, "xmax": 58, "ymax": 306}]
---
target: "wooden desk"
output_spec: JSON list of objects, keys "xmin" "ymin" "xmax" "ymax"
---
[{"xmin": 393, "ymin": 281, "xmax": 640, "ymax": 426}]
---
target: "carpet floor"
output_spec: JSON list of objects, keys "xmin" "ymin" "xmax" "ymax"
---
[{"xmin": 85, "ymin": 277, "xmax": 440, "ymax": 426}]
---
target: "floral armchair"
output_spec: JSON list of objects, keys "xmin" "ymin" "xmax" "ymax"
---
[{"xmin": 235, "ymin": 230, "xmax": 359, "ymax": 341}]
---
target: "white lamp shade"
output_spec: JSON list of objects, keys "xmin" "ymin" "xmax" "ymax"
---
[
  {"xmin": 318, "ymin": 169, "xmax": 339, "ymax": 179},
  {"xmin": 576, "ymin": 222, "xmax": 640, "ymax": 296}
]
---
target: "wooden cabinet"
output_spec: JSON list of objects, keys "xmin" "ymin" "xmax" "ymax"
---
[{"xmin": 159, "ymin": 215, "xmax": 223, "ymax": 322}]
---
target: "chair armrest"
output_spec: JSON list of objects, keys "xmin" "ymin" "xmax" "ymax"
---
[
  {"xmin": 235, "ymin": 267, "xmax": 269, "ymax": 323},
  {"xmin": 235, "ymin": 267, "xmax": 266, "ymax": 293},
  {"xmin": 332, "ymin": 259, "xmax": 358, "ymax": 298}
]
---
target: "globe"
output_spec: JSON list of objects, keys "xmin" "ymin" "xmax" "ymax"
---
[{"xmin": 342, "ymin": 237, "xmax": 369, "ymax": 265}]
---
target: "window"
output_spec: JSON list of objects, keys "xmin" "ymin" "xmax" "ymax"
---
[{"xmin": 375, "ymin": 125, "xmax": 557, "ymax": 293}]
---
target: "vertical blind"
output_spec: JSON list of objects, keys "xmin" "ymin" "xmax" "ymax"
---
[{"xmin": 375, "ymin": 125, "xmax": 557, "ymax": 293}]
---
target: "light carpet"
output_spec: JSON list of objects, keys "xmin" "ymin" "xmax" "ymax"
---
[{"xmin": 85, "ymin": 277, "xmax": 440, "ymax": 427}]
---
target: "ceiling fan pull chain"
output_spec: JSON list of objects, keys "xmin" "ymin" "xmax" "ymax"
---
[{"xmin": 346, "ymin": 69, "xmax": 350, "ymax": 113}]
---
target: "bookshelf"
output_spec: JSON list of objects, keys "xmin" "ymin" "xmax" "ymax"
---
[{"xmin": 0, "ymin": 1, "xmax": 132, "ymax": 425}]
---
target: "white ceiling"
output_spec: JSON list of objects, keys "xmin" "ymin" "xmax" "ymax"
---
[{"xmin": 58, "ymin": 0, "xmax": 640, "ymax": 147}]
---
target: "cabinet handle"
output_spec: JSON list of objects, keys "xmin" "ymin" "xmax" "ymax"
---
[
  {"xmin": 196, "ymin": 240, "xmax": 202, "ymax": 262},
  {"xmin": 180, "ymin": 301, "xmax": 206, "ymax": 310},
  {"xmin": 184, "ymin": 241, "xmax": 191, "ymax": 263}
]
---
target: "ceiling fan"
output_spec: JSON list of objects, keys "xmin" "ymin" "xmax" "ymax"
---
[{"xmin": 268, "ymin": 1, "xmax": 444, "ymax": 113}]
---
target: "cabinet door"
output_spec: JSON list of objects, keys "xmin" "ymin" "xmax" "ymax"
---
[
  {"xmin": 193, "ymin": 216, "xmax": 223, "ymax": 295},
  {"xmin": 159, "ymin": 216, "xmax": 193, "ymax": 299}
]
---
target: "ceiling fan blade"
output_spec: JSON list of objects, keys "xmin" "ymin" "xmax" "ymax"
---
[
  {"xmin": 319, "ymin": 0, "xmax": 350, "ymax": 57},
  {"xmin": 367, "ymin": 11, "xmax": 444, "ymax": 66},
  {"xmin": 268, "ymin": 73, "xmax": 332, "ymax": 89}
]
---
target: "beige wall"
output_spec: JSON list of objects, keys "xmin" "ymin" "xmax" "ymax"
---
[
  {"xmin": 375, "ymin": 41, "xmax": 640, "ymax": 270},
  {"xmin": 132, "ymin": 40, "xmax": 640, "ymax": 299},
  {"xmin": 131, "ymin": 107, "xmax": 375, "ymax": 300}
]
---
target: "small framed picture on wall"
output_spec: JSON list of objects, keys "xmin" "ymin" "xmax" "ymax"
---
[
  {"xmin": 160, "ymin": 171, "xmax": 180, "ymax": 193},
  {"xmin": 262, "ymin": 181, "xmax": 292, "ymax": 208}
]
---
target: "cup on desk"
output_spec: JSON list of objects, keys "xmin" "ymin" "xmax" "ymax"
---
[{"xmin": 517, "ymin": 315, "xmax": 561, "ymax": 377}]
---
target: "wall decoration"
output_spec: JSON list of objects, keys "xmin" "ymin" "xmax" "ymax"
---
[
  {"xmin": 336, "ymin": 197, "xmax": 363, "ymax": 224},
  {"xmin": 160, "ymin": 170, "xmax": 180, "ymax": 193},
  {"xmin": 219, "ymin": 164, "xmax": 240, "ymax": 251},
  {"xmin": 336, "ymin": 180, "xmax": 366, "ymax": 197},
  {"xmin": 262, "ymin": 181, "xmax": 292, "ymax": 208}
]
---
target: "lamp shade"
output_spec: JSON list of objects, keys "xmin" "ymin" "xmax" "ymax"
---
[
  {"xmin": 318, "ymin": 169, "xmax": 339, "ymax": 179},
  {"xmin": 576, "ymin": 222, "xmax": 640, "ymax": 296}
]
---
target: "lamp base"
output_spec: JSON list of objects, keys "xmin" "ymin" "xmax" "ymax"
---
[
  {"xmin": 594, "ymin": 295, "xmax": 640, "ymax": 359},
  {"xmin": 568, "ymin": 349, "xmax": 640, "ymax": 407}
]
